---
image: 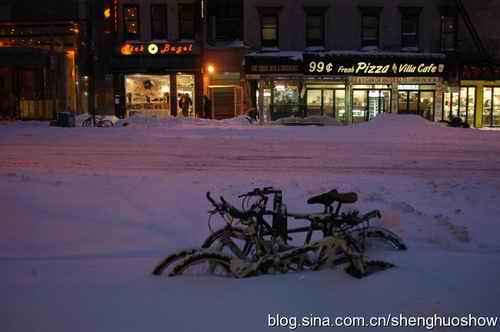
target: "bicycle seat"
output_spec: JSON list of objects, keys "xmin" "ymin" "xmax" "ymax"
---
[{"xmin": 307, "ymin": 190, "xmax": 358, "ymax": 206}]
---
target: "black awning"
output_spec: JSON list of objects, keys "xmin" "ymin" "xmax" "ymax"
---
[
  {"xmin": 245, "ymin": 53, "xmax": 303, "ymax": 75},
  {"xmin": 111, "ymin": 55, "xmax": 201, "ymax": 73}
]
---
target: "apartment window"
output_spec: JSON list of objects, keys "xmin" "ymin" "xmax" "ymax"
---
[
  {"xmin": 305, "ymin": 8, "xmax": 325, "ymax": 47},
  {"xmin": 261, "ymin": 15, "xmax": 278, "ymax": 48},
  {"xmin": 359, "ymin": 7, "xmax": 382, "ymax": 48},
  {"xmin": 441, "ymin": 15, "xmax": 457, "ymax": 51},
  {"xmin": 400, "ymin": 7, "xmax": 421, "ymax": 49},
  {"xmin": 179, "ymin": 3, "xmax": 195, "ymax": 40},
  {"xmin": 207, "ymin": 0, "xmax": 243, "ymax": 42},
  {"xmin": 123, "ymin": 5, "xmax": 140, "ymax": 40},
  {"xmin": 151, "ymin": 4, "xmax": 167, "ymax": 39}
]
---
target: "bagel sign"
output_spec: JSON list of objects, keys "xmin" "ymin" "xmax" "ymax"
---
[{"xmin": 119, "ymin": 42, "xmax": 194, "ymax": 56}]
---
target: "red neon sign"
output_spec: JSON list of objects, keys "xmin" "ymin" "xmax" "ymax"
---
[{"xmin": 120, "ymin": 42, "xmax": 194, "ymax": 56}]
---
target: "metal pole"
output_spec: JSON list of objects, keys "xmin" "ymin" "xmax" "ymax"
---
[{"xmin": 87, "ymin": 0, "xmax": 96, "ymax": 126}]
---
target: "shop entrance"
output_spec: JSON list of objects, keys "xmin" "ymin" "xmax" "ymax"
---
[
  {"xmin": 352, "ymin": 87, "xmax": 391, "ymax": 123},
  {"xmin": 209, "ymin": 86, "xmax": 243, "ymax": 120},
  {"xmin": 398, "ymin": 85, "xmax": 435, "ymax": 120}
]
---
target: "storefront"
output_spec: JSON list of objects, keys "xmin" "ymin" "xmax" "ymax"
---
[
  {"xmin": 112, "ymin": 41, "xmax": 202, "ymax": 119},
  {"xmin": 245, "ymin": 52, "xmax": 303, "ymax": 122},
  {"xmin": 304, "ymin": 53, "xmax": 446, "ymax": 123},
  {"xmin": 452, "ymin": 64, "xmax": 500, "ymax": 128},
  {"xmin": 0, "ymin": 47, "xmax": 76, "ymax": 121},
  {"xmin": 245, "ymin": 52, "xmax": 446, "ymax": 124}
]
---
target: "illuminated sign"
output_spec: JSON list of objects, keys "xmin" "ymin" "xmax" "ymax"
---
[
  {"xmin": 249, "ymin": 64, "xmax": 300, "ymax": 74},
  {"xmin": 120, "ymin": 42, "xmax": 194, "ymax": 56},
  {"xmin": 304, "ymin": 55, "xmax": 446, "ymax": 77}
]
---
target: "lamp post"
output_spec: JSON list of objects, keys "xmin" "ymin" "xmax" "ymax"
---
[{"xmin": 87, "ymin": 0, "xmax": 96, "ymax": 126}]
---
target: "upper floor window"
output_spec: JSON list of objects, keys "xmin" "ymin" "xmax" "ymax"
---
[
  {"xmin": 207, "ymin": 0, "xmax": 243, "ymax": 43},
  {"xmin": 123, "ymin": 5, "xmax": 140, "ymax": 40},
  {"xmin": 179, "ymin": 3, "xmax": 195, "ymax": 40},
  {"xmin": 359, "ymin": 7, "xmax": 382, "ymax": 48},
  {"xmin": 304, "ymin": 7, "xmax": 327, "ymax": 47},
  {"xmin": 400, "ymin": 7, "xmax": 421, "ymax": 49},
  {"xmin": 440, "ymin": 13, "xmax": 457, "ymax": 51},
  {"xmin": 151, "ymin": 4, "xmax": 168, "ymax": 40},
  {"xmin": 261, "ymin": 15, "xmax": 278, "ymax": 48},
  {"xmin": 258, "ymin": 7, "xmax": 281, "ymax": 49}
]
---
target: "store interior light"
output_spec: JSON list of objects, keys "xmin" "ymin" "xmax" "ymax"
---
[
  {"xmin": 275, "ymin": 85, "xmax": 286, "ymax": 91},
  {"xmin": 207, "ymin": 64, "xmax": 215, "ymax": 74}
]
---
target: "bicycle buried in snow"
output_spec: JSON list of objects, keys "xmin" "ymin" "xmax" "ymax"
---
[{"xmin": 152, "ymin": 187, "xmax": 406, "ymax": 278}]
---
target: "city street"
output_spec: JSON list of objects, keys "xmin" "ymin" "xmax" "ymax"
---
[{"xmin": 1, "ymin": 115, "xmax": 500, "ymax": 331}]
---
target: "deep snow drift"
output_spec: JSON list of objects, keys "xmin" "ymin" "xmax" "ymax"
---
[{"xmin": 1, "ymin": 115, "xmax": 500, "ymax": 331}]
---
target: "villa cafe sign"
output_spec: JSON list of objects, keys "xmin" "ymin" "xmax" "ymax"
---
[{"xmin": 304, "ymin": 55, "xmax": 446, "ymax": 77}]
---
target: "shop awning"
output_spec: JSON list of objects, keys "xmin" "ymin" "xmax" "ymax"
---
[{"xmin": 111, "ymin": 55, "xmax": 201, "ymax": 73}]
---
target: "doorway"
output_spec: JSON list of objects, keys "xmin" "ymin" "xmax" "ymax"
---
[
  {"xmin": 352, "ymin": 89, "xmax": 391, "ymax": 123},
  {"xmin": 399, "ymin": 87, "xmax": 436, "ymax": 120}
]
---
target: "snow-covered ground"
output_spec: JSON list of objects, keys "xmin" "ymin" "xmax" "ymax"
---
[{"xmin": 1, "ymin": 115, "xmax": 500, "ymax": 331}]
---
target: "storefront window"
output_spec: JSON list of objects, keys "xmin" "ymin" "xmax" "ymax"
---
[
  {"xmin": 272, "ymin": 82, "xmax": 300, "ymax": 120},
  {"xmin": 494, "ymin": 88, "xmax": 500, "ymax": 126},
  {"xmin": 125, "ymin": 74, "xmax": 171, "ymax": 118},
  {"xmin": 459, "ymin": 87, "xmax": 475, "ymax": 126},
  {"xmin": 444, "ymin": 87, "xmax": 475, "ymax": 125},
  {"xmin": 177, "ymin": 73, "xmax": 195, "ymax": 117}
]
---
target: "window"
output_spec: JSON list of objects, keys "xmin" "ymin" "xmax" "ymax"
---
[
  {"xmin": 207, "ymin": 0, "xmax": 243, "ymax": 42},
  {"xmin": 261, "ymin": 15, "xmax": 278, "ymax": 48},
  {"xmin": 123, "ymin": 5, "xmax": 140, "ymax": 40},
  {"xmin": 440, "ymin": 7, "xmax": 457, "ymax": 52},
  {"xmin": 306, "ymin": 14, "xmax": 325, "ymax": 47},
  {"xmin": 483, "ymin": 87, "xmax": 500, "ymax": 127},
  {"xmin": 179, "ymin": 3, "xmax": 195, "ymax": 40},
  {"xmin": 359, "ymin": 7, "xmax": 382, "ymax": 48},
  {"xmin": 400, "ymin": 7, "xmax": 421, "ymax": 49},
  {"xmin": 151, "ymin": 4, "xmax": 167, "ymax": 39}
]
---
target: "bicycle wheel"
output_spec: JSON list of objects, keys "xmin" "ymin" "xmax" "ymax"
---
[
  {"xmin": 169, "ymin": 251, "xmax": 235, "ymax": 277},
  {"xmin": 152, "ymin": 248, "xmax": 199, "ymax": 276},
  {"xmin": 202, "ymin": 226, "xmax": 253, "ymax": 259},
  {"xmin": 351, "ymin": 226, "xmax": 407, "ymax": 251}
]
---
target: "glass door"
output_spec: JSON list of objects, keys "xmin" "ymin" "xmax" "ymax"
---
[
  {"xmin": 367, "ymin": 90, "xmax": 391, "ymax": 120},
  {"xmin": 420, "ymin": 91, "xmax": 435, "ymax": 120},
  {"xmin": 352, "ymin": 90, "xmax": 368, "ymax": 122},
  {"xmin": 323, "ymin": 90, "xmax": 334, "ymax": 117},
  {"xmin": 335, "ymin": 90, "xmax": 346, "ymax": 122},
  {"xmin": 398, "ymin": 91, "xmax": 409, "ymax": 113},
  {"xmin": 408, "ymin": 91, "xmax": 419, "ymax": 114}
]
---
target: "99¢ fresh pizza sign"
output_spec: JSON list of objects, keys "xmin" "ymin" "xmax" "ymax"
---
[{"xmin": 305, "ymin": 57, "xmax": 445, "ymax": 77}]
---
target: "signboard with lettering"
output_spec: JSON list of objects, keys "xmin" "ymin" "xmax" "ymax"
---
[
  {"xmin": 461, "ymin": 64, "xmax": 500, "ymax": 80},
  {"xmin": 303, "ymin": 54, "xmax": 446, "ymax": 77},
  {"xmin": 245, "ymin": 56, "xmax": 302, "ymax": 74},
  {"xmin": 119, "ymin": 42, "xmax": 195, "ymax": 56}
]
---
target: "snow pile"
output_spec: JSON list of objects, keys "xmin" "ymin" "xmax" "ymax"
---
[
  {"xmin": 75, "ymin": 113, "xmax": 120, "ymax": 127},
  {"xmin": 273, "ymin": 115, "xmax": 343, "ymax": 126},
  {"xmin": 115, "ymin": 114, "xmax": 254, "ymax": 128}
]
